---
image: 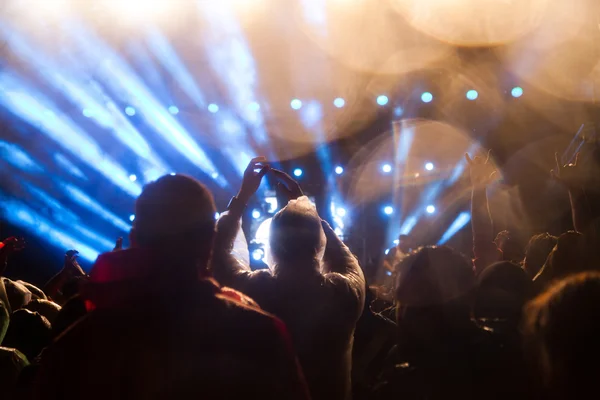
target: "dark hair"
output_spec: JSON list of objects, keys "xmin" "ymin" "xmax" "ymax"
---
[
  {"xmin": 524, "ymin": 233, "xmax": 558, "ymax": 278},
  {"xmin": 524, "ymin": 272, "xmax": 600, "ymax": 396},
  {"xmin": 3, "ymin": 309, "xmax": 52, "ymax": 361},
  {"xmin": 474, "ymin": 261, "xmax": 532, "ymax": 321}
]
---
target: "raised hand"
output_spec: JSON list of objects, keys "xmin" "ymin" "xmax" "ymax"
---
[
  {"xmin": 113, "ymin": 237, "xmax": 123, "ymax": 252},
  {"xmin": 238, "ymin": 157, "xmax": 270, "ymax": 203},
  {"xmin": 271, "ymin": 169, "xmax": 304, "ymax": 201},
  {"xmin": 0, "ymin": 237, "xmax": 25, "ymax": 255},
  {"xmin": 465, "ymin": 151, "xmax": 497, "ymax": 187},
  {"xmin": 551, "ymin": 152, "xmax": 584, "ymax": 189},
  {"xmin": 63, "ymin": 250, "xmax": 86, "ymax": 277}
]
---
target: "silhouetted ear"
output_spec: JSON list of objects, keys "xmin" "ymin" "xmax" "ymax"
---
[{"xmin": 129, "ymin": 228, "xmax": 138, "ymax": 248}]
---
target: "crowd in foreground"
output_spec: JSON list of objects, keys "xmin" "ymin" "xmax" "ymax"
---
[{"xmin": 0, "ymin": 148, "xmax": 599, "ymax": 400}]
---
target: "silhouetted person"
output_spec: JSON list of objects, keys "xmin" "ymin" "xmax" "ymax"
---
[
  {"xmin": 34, "ymin": 174, "xmax": 309, "ymax": 400},
  {"xmin": 523, "ymin": 233, "xmax": 557, "ymax": 279},
  {"xmin": 374, "ymin": 246, "xmax": 527, "ymax": 400},
  {"xmin": 525, "ymin": 272, "xmax": 600, "ymax": 399},
  {"xmin": 213, "ymin": 161, "xmax": 365, "ymax": 400}
]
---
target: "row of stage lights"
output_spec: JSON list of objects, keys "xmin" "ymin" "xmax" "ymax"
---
[{"xmin": 81, "ymin": 87, "xmax": 524, "ymax": 119}]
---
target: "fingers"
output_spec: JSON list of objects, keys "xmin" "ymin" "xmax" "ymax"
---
[
  {"xmin": 257, "ymin": 165, "xmax": 270, "ymax": 179},
  {"xmin": 465, "ymin": 153, "xmax": 473, "ymax": 165},
  {"xmin": 574, "ymin": 152, "xmax": 580, "ymax": 166},
  {"xmin": 554, "ymin": 152, "xmax": 561, "ymax": 171},
  {"xmin": 485, "ymin": 149, "xmax": 492, "ymax": 164}
]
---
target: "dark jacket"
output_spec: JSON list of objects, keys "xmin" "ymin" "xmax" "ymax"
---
[
  {"xmin": 212, "ymin": 213, "xmax": 366, "ymax": 400},
  {"xmin": 34, "ymin": 248, "xmax": 310, "ymax": 400}
]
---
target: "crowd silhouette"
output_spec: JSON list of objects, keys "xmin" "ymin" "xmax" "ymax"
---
[{"xmin": 0, "ymin": 145, "xmax": 599, "ymax": 399}]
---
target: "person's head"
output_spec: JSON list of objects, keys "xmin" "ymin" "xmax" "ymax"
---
[
  {"xmin": 523, "ymin": 233, "xmax": 558, "ymax": 278},
  {"xmin": 23, "ymin": 299, "xmax": 61, "ymax": 324},
  {"xmin": 397, "ymin": 234, "xmax": 414, "ymax": 253},
  {"xmin": 474, "ymin": 261, "xmax": 532, "ymax": 321},
  {"xmin": 495, "ymin": 230, "xmax": 523, "ymax": 263},
  {"xmin": 130, "ymin": 175, "xmax": 216, "ymax": 277},
  {"xmin": 0, "ymin": 299, "xmax": 9, "ymax": 344},
  {"xmin": 394, "ymin": 246, "xmax": 475, "ymax": 344},
  {"xmin": 524, "ymin": 272, "xmax": 600, "ymax": 397},
  {"xmin": 269, "ymin": 196, "xmax": 325, "ymax": 272},
  {"xmin": 3, "ymin": 309, "xmax": 52, "ymax": 361}
]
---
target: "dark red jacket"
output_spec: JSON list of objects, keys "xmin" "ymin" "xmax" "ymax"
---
[{"xmin": 34, "ymin": 249, "xmax": 310, "ymax": 400}]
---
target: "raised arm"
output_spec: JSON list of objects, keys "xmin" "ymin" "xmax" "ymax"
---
[
  {"xmin": 44, "ymin": 250, "xmax": 86, "ymax": 304},
  {"xmin": 211, "ymin": 157, "xmax": 269, "ymax": 288},
  {"xmin": 466, "ymin": 152, "xmax": 500, "ymax": 274}
]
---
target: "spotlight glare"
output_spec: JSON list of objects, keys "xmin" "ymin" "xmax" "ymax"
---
[
  {"xmin": 421, "ymin": 92, "xmax": 433, "ymax": 103},
  {"xmin": 336, "ymin": 207, "xmax": 347, "ymax": 217},
  {"xmin": 129, "ymin": 214, "xmax": 135, "ymax": 222},
  {"xmin": 466, "ymin": 90, "xmax": 478, "ymax": 100},
  {"xmin": 394, "ymin": 106, "xmax": 403, "ymax": 117},
  {"xmin": 214, "ymin": 212, "xmax": 220, "ymax": 220},
  {"xmin": 125, "ymin": 106, "xmax": 136, "ymax": 116},
  {"xmin": 381, "ymin": 163, "xmax": 392, "ymax": 173},
  {"xmin": 383, "ymin": 205, "xmax": 394, "ymax": 215},
  {"xmin": 426, "ymin": 205, "xmax": 436, "ymax": 214},
  {"xmin": 168, "ymin": 105, "xmax": 179, "ymax": 115},
  {"xmin": 248, "ymin": 102, "xmax": 260, "ymax": 111},
  {"xmin": 425, "ymin": 162, "xmax": 434, "ymax": 171},
  {"xmin": 252, "ymin": 249, "xmax": 264, "ymax": 261},
  {"xmin": 333, "ymin": 97, "xmax": 345, "ymax": 108},
  {"xmin": 129, "ymin": 174, "xmax": 137, "ymax": 182},
  {"xmin": 293, "ymin": 168, "xmax": 303, "ymax": 177},
  {"xmin": 511, "ymin": 86, "xmax": 523, "ymax": 98},
  {"xmin": 335, "ymin": 165, "xmax": 344, "ymax": 175},
  {"xmin": 290, "ymin": 99, "xmax": 302, "ymax": 110},
  {"xmin": 376, "ymin": 95, "xmax": 389, "ymax": 106},
  {"xmin": 385, "ymin": 248, "xmax": 390, "ymax": 255},
  {"xmin": 252, "ymin": 209, "xmax": 261, "ymax": 219},
  {"xmin": 82, "ymin": 108, "xmax": 93, "ymax": 118},
  {"xmin": 208, "ymin": 103, "xmax": 219, "ymax": 113}
]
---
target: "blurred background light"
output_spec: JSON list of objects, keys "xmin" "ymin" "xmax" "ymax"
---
[
  {"xmin": 426, "ymin": 205, "xmax": 436, "ymax": 214},
  {"xmin": 425, "ymin": 162, "xmax": 434, "ymax": 171},
  {"xmin": 208, "ymin": 103, "xmax": 219, "ymax": 113},
  {"xmin": 252, "ymin": 248, "xmax": 264, "ymax": 261},
  {"xmin": 168, "ymin": 105, "xmax": 179, "ymax": 114},
  {"xmin": 333, "ymin": 97, "xmax": 345, "ymax": 108},
  {"xmin": 293, "ymin": 168, "xmax": 303, "ymax": 177},
  {"xmin": 335, "ymin": 165, "xmax": 344, "ymax": 175},
  {"xmin": 252, "ymin": 209, "xmax": 261, "ymax": 219},
  {"xmin": 129, "ymin": 174, "xmax": 137, "ymax": 182},
  {"xmin": 125, "ymin": 106, "xmax": 136, "ymax": 116},
  {"xmin": 383, "ymin": 205, "xmax": 394, "ymax": 215},
  {"xmin": 421, "ymin": 92, "xmax": 433, "ymax": 103},
  {"xmin": 82, "ymin": 108, "xmax": 93, "ymax": 117},
  {"xmin": 129, "ymin": 214, "xmax": 135, "ymax": 222},
  {"xmin": 290, "ymin": 99, "xmax": 302, "ymax": 110},
  {"xmin": 466, "ymin": 90, "xmax": 478, "ymax": 100},
  {"xmin": 376, "ymin": 95, "xmax": 389, "ymax": 106},
  {"xmin": 511, "ymin": 86, "xmax": 523, "ymax": 98},
  {"xmin": 381, "ymin": 163, "xmax": 392, "ymax": 173},
  {"xmin": 336, "ymin": 207, "xmax": 346, "ymax": 217},
  {"xmin": 248, "ymin": 101, "xmax": 260, "ymax": 111}
]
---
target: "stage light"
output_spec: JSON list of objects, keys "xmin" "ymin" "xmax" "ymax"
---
[
  {"xmin": 384, "ymin": 248, "xmax": 390, "ymax": 255},
  {"xmin": 293, "ymin": 168, "xmax": 303, "ymax": 177},
  {"xmin": 129, "ymin": 214, "xmax": 135, "ymax": 222},
  {"xmin": 214, "ymin": 212, "xmax": 220, "ymax": 220},
  {"xmin": 394, "ymin": 106, "xmax": 403, "ymax": 117},
  {"xmin": 425, "ymin": 162, "xmax": 434, "ymax": 171},
  {"xmin": 384, "ymin": 206, "xmax": 394, "ymax": 215},
  {"xmin": 334, "ymin": 227, "xmax": 344, "ymax": 237},
  {"xmin": 82, "ymin": 108, "xmax": 93, "ymax": 118},
  {"xmin": 335, "ymin": 166, "xmax": 344, "ymax": 175},
  {"xmin": 421, "ymin": 92, "xmax": 433, "ymax": 103},
  {"xmin": 511, "ymin": 86, "xmax": 523, "ymax": 98},
  {"xmin": 252, "ymin": 248, "xmax": 264, "ymax": 261},
  {"xmin": 291, "ymin": 99, "xmax": 302, "ymax": 110},
  {"xmin": 208, "ymin": 103, "xmax": 219, "ymax": 113},
  {"xmin": 438, "ymin": 212, "xmax": 471, "ymax": 245},
  {"xmin": 466, "ymin": 90, "xmax": 478, "ymax": 100},
  {"xmin": 426, "ymin": 205, "xmax": 436, "ymax": 214},
  {"xmin": 125, "ymin": 106, "xmax": 136, "ymax": 116},
  {"xmin": 376, "ymin": 95, "xmax": 389, "ymax": 106},
  {"xmin": 248, "ymin": 102, "xmax": 260, "ymax": 111},
  {"xmin": 170, "ymin": 172, "xmax": 176, "ymax": 176},
  {"xmin": 252, "ymin": 209, "xmax": 261, "ymax": 219},
  {"xmin": 336, "ymin": 207, "xmax": 347, "ymax": 217},
  {"xmin": 129, "ymin": 174, "xmax": 137, "ymax": 182},
  {"xmin": 393, "ymin": 239, "xmax": 399, "ymax": 245},
  {"xmin": 168, "ymin": 105, "xmax": 179, "ymax": 115},
  {"xmin": 381, "ymin": 163, "xmax": 392, "ymax": 173},
  {"xmin": 333, "ymin": 97, "xmax": 345, "ymax": 108},
  {"xmin": 211, "ymin": 172, "xmax": 219, "ymax": 179}
]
